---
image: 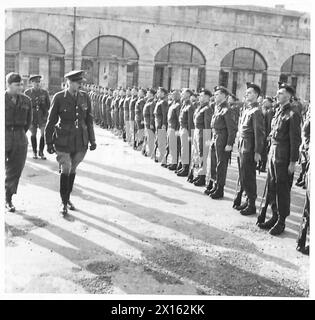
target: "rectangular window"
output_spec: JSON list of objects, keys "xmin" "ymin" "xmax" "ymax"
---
[
  {"xmin": 29, "ymin": 56, "xmax": 40, "ymax": 75},
  {"xmin": 153, "ymin": 65, "xmax": 164, "ymax": 88},
  {"xmin": 5, "ymin": 54, "xmax": 16, "ymax": 75},
  {"xmin": 197, "ymin": 68, "xmax": 205, "ymax": 91},
  {"xmin": 181, "ymin": 67, "xmax": 190, "ymax": 88},
  {"xmin": 219, "ymin": 70, "xmax": 229, "ymax": 88}
]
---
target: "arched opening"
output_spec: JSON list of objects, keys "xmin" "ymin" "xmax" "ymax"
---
[
  {"xmin": 219, "ymin": 47, "xmax": 267, "ymax": 98},
  {"xmin": 153, "ymin": 42, "xmax": 206, "ymax": 91},
  {"xmin": 5, "ymin": 29, "xmax": 65, "ymax": 94},
  {"xmin": 81, "ymin": 35, "xmax": 139, "ymax": 88},
  {"xmin": 280, "ymin": 53, "xmax": 310, "ymax": 100}
]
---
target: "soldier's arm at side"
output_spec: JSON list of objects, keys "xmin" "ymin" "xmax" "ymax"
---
[
  {"xmin": 187, "ymin": 105, "xmax": 195, "ymax": 136},
  {"xmin": 86, "ymin": 94, "xmax": 96, "ymax": 145},
  {"xmin": 252, "ymin": 109, "xmax": 265, "ymax": 155},
  {"xmin": 289, "ymin": 111, "xmax": 302, "ymax": 162},
  {"xmin": 44, "ymin": 91, "xmax": 51, "ymax": 120},
  {"xmin": 162, "ymin": 101, "xmax": 168, "ymax": 128},
  {"xmin": 224, "ymin": 108, "xmax": 237, "ymax": 146},
  {"xmin": 44, "ymin": 93, "xmax": 59, "ymax": 145},
  {"xmin": 150, "ymin": 102, "xmax": 155, "ymax": 128}
]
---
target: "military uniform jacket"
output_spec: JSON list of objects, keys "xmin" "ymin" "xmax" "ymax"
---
[
  {"xmin": 193, "ymin": 103, "xmax": 213, "ymax": 130},
  {"xmin": 135, "ymin": 97, "xmax": 145, "ymax": 123},
  {"xmin": 129, "ymin": 96, "xmax": 138, "ymax": 121},
  {"xmin": 263, "ymin": 108, "xmax": 275, "ymax": 139},
  {"xmin": 119, "ymin": 97, "xmax": 125, "ymax": 111},
  {"xmin": 154, "ymin": 99, "xmax": 169, "ymax": 129},
  {"xmin": 105, "ymin": 95, "xmax": 113, "ymax": 111},
  {"xmin": 269, "ymin": 102, "xmax": 301, "ymax": 163},
  {"xmin": 238, "ymin": 102, "xmax": 265, "ymax": 155},
  {"xmin": 5, "ymin": 92, "xmax": 32, "ymax": 132},
  {"xmin": 113, "ymin": 96, "xmax": 120, "ymax": 112},
  {"xmin": 143, "ymin": 98, "xmax": 155, "ymax": 129},
  {"xmin": 167, "ymin": 100, "xmax": 181, "ymax": 130},
  {"xmin": 101, "ymin": 94, "xmax": 108, "ymax": 108},
  {"xmin": 45, "ymin": 89, "xmax": 95, "ymax": 153},
  {"xmin": 24, "ymin": 87, "xmax": 50, "ymax": 126},
  {"xmin": 211, "ymin": 100, "xmax": 237, "ymax": 146},
  {"xmin": 179, "ymin": 100, "xmax": 195, "ymax": 135},
  {"xmin": 123, "ymin": 96, "xmax": 131, "ymax": 121}
]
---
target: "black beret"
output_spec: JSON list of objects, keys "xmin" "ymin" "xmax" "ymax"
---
[
  {"xmin": 158, "ymin": 87, "xmax": 168, "ymax": 95},
  {"xmin": 200, "ymin": 88, "xmax": 212, "ymax": 97},
  {"xmin": 148, "ymin": 88, "xmax": 156, "ymax": 95},
  {"xmin": 214, "ymin": 85, "xmax": 230, "ymax": 95},
  {"xmin": 184, "ymin": 89, "xmax": 193, "ymax": 96},
  {"xmin": 6, "ymin": 72, "xmax": 22, "ymax": 84},
  {"xmin": 246, "ymin": 82, "xmax": 261, "ymax": 96},
  {"xmin": 278, "ymin": 82, "xmax": 295, "ymax": 96},
  {"xmin": 64, "ymin": 70, "xmax": 85, "ymax": 82},
  {"xmin": 29, "ymin": 74, "xmax": 42, "ymax": 82}
]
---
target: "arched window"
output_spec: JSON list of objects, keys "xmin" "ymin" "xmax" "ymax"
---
[
  {"xmin": 81, "ymin": 35, "xmax": 139, "ymax": 88},
  {"xmin": 5, "ymin": 29, "xmax": 65, "ymax": 94},
  {"xmin": 219, "ymin": 47, "xmax": 267, "ymax": 97},
  {"xmin": 153, "ymin": 42, "xmax": 206, "ymax": 91},
  {"xmin": 280, "ymin": 53, "xmax": 310, "ymax": 100}
]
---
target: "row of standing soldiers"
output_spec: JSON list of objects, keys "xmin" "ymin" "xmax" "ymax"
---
[{"xmin": 85, "ymin": 81, "xmax": 310, "ymax": 254}]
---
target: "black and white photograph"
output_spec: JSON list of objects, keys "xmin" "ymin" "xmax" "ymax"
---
[{"xmin": 2, "ymin": 0, "xmax": 312, "ymax": 299}]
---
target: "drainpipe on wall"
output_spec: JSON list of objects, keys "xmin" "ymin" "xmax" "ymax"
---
[{"xmin": 72, "ymin": 7, "xmax": 77, "ymax": 70}]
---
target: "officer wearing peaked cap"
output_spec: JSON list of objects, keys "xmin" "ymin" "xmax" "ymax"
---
[
  {"xmin": 24, "ymin": 75, "xmax": 50, "ymax": 160},
  {"xmin": 45, "ymin": 70, "xmax": 96, "ymax": 218},
  {"xmin": 258, "ymin": 82, "xmax": 301, "ymax": 235},
  {"xmin": 236, "ymin": 82, "xmax": 265, "ymax": 216},
  {"xmin": 5, "ymin": 72, "xmax": 32, "ymax": 212}
]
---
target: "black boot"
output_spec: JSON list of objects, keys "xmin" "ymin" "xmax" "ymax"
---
[
  {"xmin": 31, "ymin": 136, "xmax": 38, "ymax": 159},
  {"xmin": 175, "ymin": 162, "xmax": 182, "ymax": 173},
  {"xmin": 240, "ymin": 199, "xmax": 256, "ymax": 216},
  {"xmin": 204, "ymin": 180, "xmax": 213, "ymax": 195},
  {"xmin": 60, "ymin": 173, "xmax": 69, "ymax": 217},
  {"xmin": 269, "ymin": 216, "xmax": 286, "ymax": 236},
  {"xmin": 235, "ymin": 198, "xmax": 248, "ymax": 211},
  {"xmin": 168, "ymin": 164, "xmax": 177, "ymax": 171},
  {"xmin": 5, "ymin": 191, "xmax": 15, "ymax": 213},
  {"xmin": 187, "ymin": 169, "xmax": 194, "ymax": 183},
  {"xmin": 194, "ymin": 175, "xmax": 206, "ymax": 186},
  {"xmin": 208, "ymin": 182, "xmax": 217, "ymax": 195},
  {"xmin": 210, "ymin": 185, "xmax": 224, "ymax": 199},
  {"xmin": 177, "ymin": 164, "xmax": 189, "ymax": 177},
  {"xmin": 258, "ymin": 210, "xmax": 278, "ymax": 229},
  {"xmin": 232, "ymin": 190, "xmax": 243, "ymax": 208},
  {"xmin": 67, "ymin": 173, "xmax": 76, "ymax": 211},
  {"xmin": 38, "ymin": 137, "xmax": 47, "ymax": 160}
]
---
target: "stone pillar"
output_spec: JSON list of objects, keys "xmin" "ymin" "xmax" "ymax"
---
[
  {"xmin": 266, "ymin": 69, "xmax": 280, "ymax": 97},
  {"xmin": 189, "ymin": 66, "xmax": 199, "ymax": 90},
  {"xmin": 138, "ymin": 59, "xmax": 154, "ymax": 88},
  {"xmin": 205, "ymin": 64, "xmax": 220, "ymax": 91}
]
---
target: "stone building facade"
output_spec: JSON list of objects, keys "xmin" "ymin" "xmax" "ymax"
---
[{"xmin": 5, "ymin": 6, "xmax": 310, "ymax": 99}]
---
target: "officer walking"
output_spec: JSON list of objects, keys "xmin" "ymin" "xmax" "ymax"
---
[
  {"xmin": 24, "ymin": 75, "xmax": 50, "ymax": 160},
  {"xmin": 258, "ymin": 83, "xmax": 301, "ymax": 235},
  {"xmin": 236, "ymin": 83, "xmax": 265, "ymax": 216},
  {"xmin": 45, "ymin": 70, "xmax": 96, "ymax": 218},
  {"xmin": 206, "ymin": 86, "xmax": 237, "ymax": 199},
  {"xmin": 5, "ymin": 72, "xmax": 32, "ymax": 212}
]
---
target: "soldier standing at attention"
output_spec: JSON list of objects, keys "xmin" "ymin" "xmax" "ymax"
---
[
  {"xmin": 177, "ymin": 89, "xmax": 194, "ymax": 177},
  {"xmin": 143, "ymin": 88, "xmax": 156, "ymax": 157},
  {"xmin": 105, "ymin": 88, "xmax": 113, "ymax": 129},
  {"xmin": 154, "ymin": 87, "xmax": 169, "ymax": 166},
  {"xmin": 5, "ymin": 72, "xmax": 32, "ymax": 212},
  {"xmin": 24, "ymin": 75, "xmax": 50, "ymax": 160},
  {"xmin": 258, "ymin": 83, "xmax": 301, "ymax": 235},
  {"xmin": 118, "ymin": 88, "xmax": 126, "ymax": 138},
  {"xmin": 164, "ymin": 90, "xmax": 181, "ymax": 170},
  {"xmin": 190, "ymin": 89, "xmax": 213, "ymax": 187},
  {"xmin": 134, "ymin": 88, "xmax": 146, "ymax": 149},
  {"xmin": 123, "ymin": 87, "xmax": 132, "ymax": 143},
  {"xmin": 206, "ymin": 86, "xmax": 237, "ymax": 199},
  {"xmin": 237, "ymin": 83, "xmax": 265, "ymax": 216},
  {"xmin": 45, "ymin": 70, "xmax": 96, "ymax": 218},
  {"xmin": 129, "ymin": 87, "xmax": 138, "ymax": 147}
]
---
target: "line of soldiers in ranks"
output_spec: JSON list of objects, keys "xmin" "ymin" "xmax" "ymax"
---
[{"xmin": 83, "ymin": 81, "xmax": 310, "ymax": 255}]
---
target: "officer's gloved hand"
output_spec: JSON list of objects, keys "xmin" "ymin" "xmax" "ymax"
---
[
  {"xmin": 47, "ymin": 144, "xmax": 56, "ymax": 154},
  {"xmin": 90, "ymin": 143, "xmax": 97, "ymax": 151}
]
